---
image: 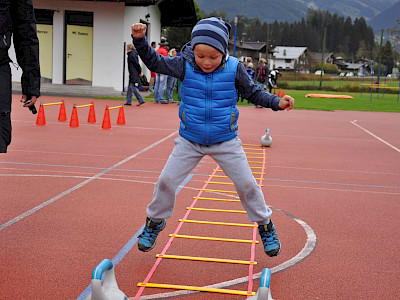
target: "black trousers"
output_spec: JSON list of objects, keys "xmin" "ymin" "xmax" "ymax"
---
[{"xmin": 0, "ymin": 63, "xmax": 12, "ymax": 153}]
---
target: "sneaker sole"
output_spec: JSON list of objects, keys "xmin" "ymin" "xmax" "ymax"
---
[{"xmin": 138, "ymin": 240, "xmax": 157, "ymax": 252}]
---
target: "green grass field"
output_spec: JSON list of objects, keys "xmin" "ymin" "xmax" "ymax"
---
[
  {"xmin": 274, "ymin": 90, "xmax": 400, "ymax": 112},
  {"xmin": 95, "ymin": 89, "xmax": 400, "ymax": 113}
]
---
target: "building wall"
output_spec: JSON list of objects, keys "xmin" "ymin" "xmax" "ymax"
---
[
  {"xmin": 273, "ymin": 59, "xmax": 295, "ymax": 70},
  {"xmin": 9, "ymin": 0, "xmax": 161, "ymax": 92}
]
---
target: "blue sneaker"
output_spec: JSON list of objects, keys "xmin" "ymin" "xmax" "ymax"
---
[
  {"xmin": 138, "ymin": 217, "xmax": 166, "ymax": 252},
  {"xmin": 258, "ymin": 221, "xmax": 281, "ymax": 257}
]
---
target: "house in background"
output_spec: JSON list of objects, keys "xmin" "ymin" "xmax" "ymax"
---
[
  {"xmin": 270, "ymin": 46, "xmax": 311, "ymax": 72},
  {"xmin": 310, "ymin": 52, "xmax": 335, "ymax": 64},
  {"xmin": 9, "ymin": 0, "xmax": 196, "ymax": 92},
  {"xmin": 228, "ymin": 40, "xmax": 274, "ymax": 64},
  {"xmin": 334, "ymin": 57, "xmax": 372, "ymax": 76}
]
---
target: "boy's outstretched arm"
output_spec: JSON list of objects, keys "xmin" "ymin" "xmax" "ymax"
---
[
  {"xmin": 130, "ymin": 23, "xmax": 184, "ymax": 80},
  {"xmin": 236, "ymin": 63, "xmax": 295, "ymax": 110}
]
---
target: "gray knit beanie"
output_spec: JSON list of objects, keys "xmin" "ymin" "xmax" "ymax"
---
[{"xmin": 191, "ymin": 17, "xmax": 231, "ymax": 55}]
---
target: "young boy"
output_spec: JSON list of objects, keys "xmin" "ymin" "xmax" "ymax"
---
[{"xmin": 131, "ymin": 17, "xmax": 294, "ymax": 257}]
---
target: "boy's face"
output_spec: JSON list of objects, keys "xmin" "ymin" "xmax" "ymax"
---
[{"xmin": 193, "ymin": 44, "xmax": 223, "ymax": 73}]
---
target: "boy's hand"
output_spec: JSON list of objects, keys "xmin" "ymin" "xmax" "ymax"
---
[
  {"xmin": 278, "ymin": 95, "xmax": 295, "ymax": 111},
  {"xmin": 131, "ymin": 23, "xmax": 147, "ymax": 38}
]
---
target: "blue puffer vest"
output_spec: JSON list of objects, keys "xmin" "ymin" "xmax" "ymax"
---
[{"xmin": 179, "ymin": 56, "xmax": 239, "ymax": 145}]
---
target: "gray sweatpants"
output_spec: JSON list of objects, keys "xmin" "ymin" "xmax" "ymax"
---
[{"xmin": 146, "ymin": 136, "xmax": 272, "ymax": 225}]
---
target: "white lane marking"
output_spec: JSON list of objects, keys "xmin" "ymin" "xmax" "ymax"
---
[
  {"xmin": 351, "ymin": 120, "xmax": 400, "ymax": 153},
  {"xmin": 0, "ymin": 131, "xmax": 178, "ymax": 231}
]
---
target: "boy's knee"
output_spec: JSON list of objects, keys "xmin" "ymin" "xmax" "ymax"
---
[
  {"xmin": 157, "ymin": 175, "xmax": 175, "ymax": 192},
  {"xmin": 238, "ymin": 180, "xmax": 259, "ymax": 196}
]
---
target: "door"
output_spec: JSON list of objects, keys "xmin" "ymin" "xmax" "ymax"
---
[
  {"xmin": 35, "ymin": 9, "xmax": 54, "ymax": 83},
  {"xmin": 65, "ymin": 11, "xmax": 93, "ymax": 85}
]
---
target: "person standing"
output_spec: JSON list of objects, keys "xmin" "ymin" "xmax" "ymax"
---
[
  {"xmin": 253, "ymin": 58, "xmax": 269, "ymax": 90},
  {"xmin": 165, "ymin": 48, "xmax": 177, "ymax": 103},
  {"xmin": 154, "ymin": 37, "xmax": 168, "ymax": 103},
  {"xmin": 125, "ymin": 43, "xmax": 145, "ymax": 106},
  {"xmin": 0, "ymin": 0, "xmax": 40, "ymax": 153},
  {"xmin": 148, "ymin": 41, "xmax": 157, "ymax": 91},
  {"xmin": 175, "ymin": 45, "xmax": 182, "ymax": 103}
]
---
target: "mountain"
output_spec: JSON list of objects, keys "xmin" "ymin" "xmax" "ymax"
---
[
  {"xmin": 368, "ymin": 1, "xmax": 400, "ymax": 31},
  {"xmin": 196, "ymin": 0, "xmax": 398, "ymax": 23}
]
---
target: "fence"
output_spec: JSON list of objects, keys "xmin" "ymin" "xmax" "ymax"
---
[{"xmin": 278, "ymin": 72, "xmax": 400, "ymax": 95}]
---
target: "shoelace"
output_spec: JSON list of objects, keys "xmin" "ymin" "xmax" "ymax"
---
[
  {"xmin": 140, "ymin": 226, "xmax": 161, "ymax": 241},
  {"xmin": 260, "ymin": 228, "xmax": 278, "ymax": 245}
]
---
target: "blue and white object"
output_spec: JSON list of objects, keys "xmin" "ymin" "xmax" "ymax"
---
[
  {"xmin": 248, "ymin": 268, "xmax": 273, "ymax": 300},
  {"xmin": 260, "ymin": 128, "xmax": 272, "ymax": 147},
  {"xmin": 86, "ymin": 259, "xmax": 127, "ymax": 300}
]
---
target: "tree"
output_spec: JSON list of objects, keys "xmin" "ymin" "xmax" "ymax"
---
[
  {"xmin": 381, "ymin": 40, "xmax": 394, "ymax": 73},
  {"xmin": 163, "ymin": 0, "xmax": 205, "ymax": 51},
  {"xmin": 387, "ymin": 19, "xmax": 400, "ymax": 51},
  {"xmin": 357, "ymin": 40, "xmax": 370, "ymax": 58}
]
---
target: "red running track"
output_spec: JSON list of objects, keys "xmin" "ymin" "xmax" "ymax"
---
[{"xmin": 1, "ymin": 95, "xmax": 399, "ymax": 299}]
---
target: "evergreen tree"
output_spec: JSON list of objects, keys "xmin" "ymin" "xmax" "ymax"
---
[
  {"xmin": 357, "ymin": 40, "xmax": 370, "ymax": 58},
  {"xmin": 387, "ymin": 19, "xmax": 400, "ymax": 52},
  {"xmin": 381, "ymin": 40, "xmax": 394, "ymax": 73},
  {"xmin": 163, "ymin": 5, "xmax": 381, "ymax": 62}
]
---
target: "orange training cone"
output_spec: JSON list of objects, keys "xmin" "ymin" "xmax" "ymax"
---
[
  {"xmin": 88, "ymin": 101, "xmax": 96, "ymax": 123},
  {"xmin": 282, "ymin": 90, "xmax": 286, "ymax": 97},
  {"xmin": 69, "ymin": 105, "xmax": 79, "ymax": 127},
  {"xmin": 36, "ymin": 103, "xmax": 46, "ymax": 125},
  {"xmin": 278, "ymin": 88, "xmax": 282, "ymax": 97},
  {"xmin": 117, "ymin": 106, "xmax": 125, "ymax": 125},
  {"xmin": 101, "ymin": 105, "xmax": 111, "ymax": 129},
  {"xmin": 58, "ymin": 100, "xmax": 67, "ymax": 121}
]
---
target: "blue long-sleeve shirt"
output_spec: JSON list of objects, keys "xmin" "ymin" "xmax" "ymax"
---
[{"xmin": 133, "ymin": 36, "xmax": 282, "ymax": 110}]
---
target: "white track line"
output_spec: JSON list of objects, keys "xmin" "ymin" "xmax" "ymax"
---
[
  {"xmin": 0, "ymin": 131, "xmax": 178, "ymax": 231},
  {"xmin": 351, "ymin": 120, "xmax": 400, "ymax": 153}
]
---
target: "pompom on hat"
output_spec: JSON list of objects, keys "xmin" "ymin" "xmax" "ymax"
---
[{"xmin": 191, "ymin": 17, "xmax": 231, "ymax": 55}]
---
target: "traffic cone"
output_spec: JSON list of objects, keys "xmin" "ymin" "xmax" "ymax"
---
[
  {"xmin": 282, "ymin": 90, "xmax": 286, "ymax": 97},
  {"xmin": 278, "ymin": 89, "xmax": 282, "ymax": 97},
  {"xmin": 58, "ymin": 100, "xmax": 67, "ymax": 121},
  {"xmin": 88, "ymin": 101, "xmax": 96, "ymax": 123},
  {"xmin": 117, "ymin": 106, "xmax": 125, "ymax": 125},
  {"xmin": 36, "ymin": 103, "xmax": 46, "ymax": 125},
  {"xmin": 69, "ymin": 105, "xmax": 79, "ymax": 127},
  {"xmin": 101, "ymin": 105, "xmax": 111, "ymax": 129}
]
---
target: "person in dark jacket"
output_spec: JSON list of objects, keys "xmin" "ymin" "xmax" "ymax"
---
[
  {"xmin": 0, "ymin": 0, "xmax": 40, "ymax": 153},
  {"xmin": 125, "ymin": 43, "xmax": 145, "ymax": 106},
  {"xmin": 131, "ymin": 18, "xmax": 295, "ymax": 257},
  {"xmin": 253, "ymin": 58, "xmax": 269, "ymax": 90}
]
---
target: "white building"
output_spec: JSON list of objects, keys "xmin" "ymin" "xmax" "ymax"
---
[
  {"xmin": 9, "ymin": 0, "xmax": 196, "ymax": 92},
  {"xmin": 271, "ymin": 46, "xmax": 309, "ymax": 71}
]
